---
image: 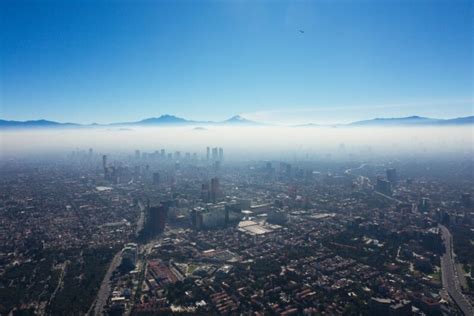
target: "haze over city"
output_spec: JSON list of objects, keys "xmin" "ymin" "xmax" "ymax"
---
[{"xmin": 0, "ymin": 1, "xmax": 473, "ymax": 316}]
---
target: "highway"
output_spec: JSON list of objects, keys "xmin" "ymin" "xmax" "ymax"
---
[
  {"xmin": 91, "ymin": 251, "xmax": 122, "ymax": 316},
  {"xmin": 90, "ymin": 201, "xmax": 145, "ymax": 315},
  {"xmin": 439, "ymin": 224, "xmax": 473, "ymax": 316}
]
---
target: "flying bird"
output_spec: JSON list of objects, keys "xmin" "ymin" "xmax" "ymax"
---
[{"xmin": 299, "ymin": 30, "xmax": 305, "ymax": 34}]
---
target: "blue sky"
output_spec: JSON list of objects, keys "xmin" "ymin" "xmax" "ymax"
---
[{"xmin": 1, "ymin": 0, "xmax": 472, "ymax": 124}]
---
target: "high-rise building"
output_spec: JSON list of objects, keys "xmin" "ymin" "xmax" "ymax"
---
[
  {"xmin": 210, "ymin": 177, "xmax": 220, "ymax": 203},
  {"xmin": 102, "ymin": 155, "xmax": 108, "ymax": 177},
  {"xmin": 121, "ymin": 243, "xmax": 138, "ymax": 266},
  {"xmin": 160, "ymin": 149, "xmax": 165, "ymax": 158},
  {"xmin": 206, "ymin": 147, "xmax": 210, "ymax": 161},
  {"xmin": 212, "ymin": 147, "xmax": 218, "ymax": 161},
  {"xmin": 376, "ymin": 178, "xmax": 392, "ymax": 196},
  {"xmin": 135, "ymin": 150, "xmax": 141, "ymax": 159},
  {"xmin": 146, "ymin": 204, "xmax": 168, "ymax": 236},
  {"xmin": 201, "ymin": 183, "xmax": 210, "ymax": 202},
  {"xmin": 218, "ymin": 147, "xmax": 224, "ymax": 161},
  {"xmin": 386, "ymin": 168, "xmax": 397, "ymax": 184},
  {"xmin": 213, "ymin": 160, "xmax": 221, "ymax": 172}
]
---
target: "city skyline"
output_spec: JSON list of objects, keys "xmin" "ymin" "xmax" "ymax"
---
[
  {"xmin": 1, "ymin": 0, "xmax": 472, "ymax": 124},
  {"xmin": 1, "ymin": 1, "xmax": 474, "ymax": 315}
]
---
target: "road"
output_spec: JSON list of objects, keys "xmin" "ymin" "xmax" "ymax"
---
[
  {"xmin": 344, "ymin": 163, "xmax": 368, "ymax": 175},
  {"xmin": 373, "ymin": 190, "xmax": 403, "ymax": 204},
  {"xmin": 90, "ymin": 251, "xmax": 122, "ymax": 316},
  {"xmin": 89, "ymin": 200, "xmax": 145, "ymax": 315},
  {"xmin": 439, "ymin": 224, "xmax": 473, "ymax": 316}
]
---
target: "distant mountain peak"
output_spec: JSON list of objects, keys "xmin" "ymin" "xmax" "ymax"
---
[
  {"xmin": 226, "ymin": 115, "xmax": 246, "ymax": 121},
  {"xmin": 350, "ymin": 116, "xmax": 439, "ymax": 126},
  {"xmin": 137, "ymin": 115, "xmax": 190, "ymax": 124},
  {"xmin": 159, "ymin": 114, "xmax": 181, "ymax": 119},
  {"xmin": 223, "ymin": 115, "xmax": 260, "ymax": 125},
  {"xmin": 372, "ymin": 115, "xmax": 427, "ymax": 121}
]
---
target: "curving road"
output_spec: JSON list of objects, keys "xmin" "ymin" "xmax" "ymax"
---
[{"xmin": 439, "ymin": 224, "xmax": 473, "ymax": 316}]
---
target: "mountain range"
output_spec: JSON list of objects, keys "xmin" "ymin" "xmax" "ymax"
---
[{"xmin": 0, "ymin": 115, "xmax": 472, "ymax": 129}]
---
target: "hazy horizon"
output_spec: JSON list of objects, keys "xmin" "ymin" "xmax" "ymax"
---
[{"xmin": 1, "ymin": 126, "xmax": 472, "ymax": 159}]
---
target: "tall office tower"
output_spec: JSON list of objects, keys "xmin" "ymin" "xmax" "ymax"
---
[
  {"xmin": 102, "ymin": 155, "xmax": 107, "ymax": 169},
  {"xmin": 206, "ymin": 147, "xmax": 210, "ymax": 161},
  {"xmin": 88, "ymin": 148, "xmax": 93, "ymax": 157},
  {"xmin": 218, "ymin": 147, "xmax": 224, "ymax": 161},
  {"xmin": 146, "ymin": 204, "xmax": 168, "ymax": 236},
  {"xmin": 210, "ymin": 177, "xmax": 220, "ymax": 203},
  {"xmin": 212, "ymin": 147, "xmax": 218, "ymax": 161},
  {"xmin": 160, "ymin": 149, "xmax": 165, "ymax": 158},
  {"xmin": 201, "ymin": 183, "xmax": 210, "ymax": 202},
  {"xmin": 110, "ymin": 166, "xmax": 119, "ymax": 184},
  {"xmin": 386, "ymin": 168, "xmax": 397, "ymax": 184},
  {"xmin": 153, "ymin": 172, "xmax": 160, "ymax": 185},
  {"xmin": 185, "ymin": 152, "xmax": 191, "ymax": 160},
  {"xmin": 102, "ymin": 155, "xmax": 109, "ymax": 180},
  {"xmin": 175, "ymin": 151, "xmax": 181, "ymax": 160},
  {"xmin": 376, "ymin": 178, "xmax": 392, "ymax": 196},
  {"xmin": 135, "ymin": 150, "xmax": 141, "ymax": 159}
]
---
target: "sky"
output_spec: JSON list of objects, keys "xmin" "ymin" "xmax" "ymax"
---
[{"xmin": 1, "ymin": 0, "xmax": 472, "ymax": 124}]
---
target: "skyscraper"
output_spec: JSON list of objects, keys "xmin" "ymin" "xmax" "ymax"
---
[
  {"xmin": 206, "ymin": 147, "xmax": 210, "ymax": 161},
  {"xmin": 218, "ymin": 147, "xmax": 224, "ymax": 161},
  {"xmin": 146, "ymin": 204, "xmax": 168, "ymax": 237},
  {"xmin": 376, "ymin": 178, "xmax": 392, "ymax": 196},
  {"xmin": 201, "ymin": 183, "xmax": 210, "ymax": 202},
  {"xmin": 212, "ymin": 147, "xmax": 218, "ymax": 161},
  {"xmin": 210, "ymin": 177, "xmax": 220, "ymax": 203},
  {"xmin": 386, "ymin": 168, "xmax": 397, "ymax": 184},
  {"xmin": 102, "ymin": 155, "xmax": 108, "ymax": 178}
]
